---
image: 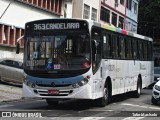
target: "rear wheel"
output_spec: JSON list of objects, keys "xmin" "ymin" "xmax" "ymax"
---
[
  {"xmin": 96, "ymin": 83, "xmax": 111, "ymax": 107},
  {"xmin": 133, "ymin": 78, "xmax": 142, "ymax": 98},
  {"xmin": 151, "ymin": 96, "xmax": 158, "ymax": 105},
  {"xmin": 46, "ymin": 99, "xmax": 59, "ymax": 105}
]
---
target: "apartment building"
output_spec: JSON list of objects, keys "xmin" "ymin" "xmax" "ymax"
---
[
  {"xmin": 126, "ymin": 0, "xmax": 139, "ymax": 33},
  {"xmin": 71, "ymin": 0, "xmax": 100, "ymax": 21},
  {"xmin": 100, "ymin": 0, "xmax": 126, "ymax": 29},
  {"xmin": 100, "ymin": 0, "xmax": 138, "ymax": 33},
  {"xmin": 0, "ymin": 0, "xmax": 64, "ymax": 58}
]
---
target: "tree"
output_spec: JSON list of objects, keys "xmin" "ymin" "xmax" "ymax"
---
[{"xmin": 138, "ymin": 0, "xmax": 160, "ymax": 40}]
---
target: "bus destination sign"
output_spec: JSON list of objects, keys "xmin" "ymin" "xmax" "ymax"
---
[
  {"xmin": 34, "ymin": 23, "xmax": 80, "ymax": 30},
  {"xmin": 26, "ymin": 20, "xmax": 89, "ymax": 32}
]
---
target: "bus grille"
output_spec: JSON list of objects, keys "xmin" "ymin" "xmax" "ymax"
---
[
  {"xmin": 34, "ymin": 89, "xmax": 73, "ymax": 96},
  {"xmin": 36, "ymin": 84, "xmax": 71, "ymax": 87}
]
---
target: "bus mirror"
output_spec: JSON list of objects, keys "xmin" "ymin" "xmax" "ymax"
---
[{"xmin": 16, "ymin": 42, "xmax": 20, "ymax": 54}]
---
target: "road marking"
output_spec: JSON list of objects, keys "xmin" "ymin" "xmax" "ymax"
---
[
  {"xmin": 79, "ymin": 117, "xmax": 105, "ymax": 120},
  {"xmin": 0, "ymin": 104, "xmax": 14, "ymax": 108},
  {"xmin": 86, "ymin": 109, "xmax": 114, "ymax": 112},
  {"xmin": 121, "ymin": 103, "xmax": 160, "ymax": 110},
  {"xmin": 59, "ymin": 114, "xmax": 71, "ymax": 117},
  {"xmin": 51, "ymin": 117, "xmax": 59, "ymax": 119},
  {"xmin": 122, "ymin": 117, "xmax": 145, "ymax": 120}
]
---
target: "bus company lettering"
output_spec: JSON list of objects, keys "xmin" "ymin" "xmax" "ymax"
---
[
  {"xmin": 34, "ymin": 23, "xmax": 80, "ymax": 30},
  {"xmin": 108, "ymin": 65, "xmax": 115, "ymax": 71}
]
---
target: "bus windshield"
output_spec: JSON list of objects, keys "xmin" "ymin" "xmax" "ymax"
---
[{"xmin": 24, "ymin": 32, "xmax": 91, "ymax": 71}]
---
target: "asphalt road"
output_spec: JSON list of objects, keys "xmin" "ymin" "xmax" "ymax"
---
[{"xmin": 0, "ymin": 83, "xmax": 160, "ymax": 120}]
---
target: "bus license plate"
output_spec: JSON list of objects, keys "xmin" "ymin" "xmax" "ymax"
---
[{"xmin": 48, "ymin": 90, "xmax": 59, "ymax": 95}]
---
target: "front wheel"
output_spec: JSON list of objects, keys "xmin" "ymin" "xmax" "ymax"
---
[
  {"xmin": 96, "ymin": 83, "xmax": 111, "ymax": 107},
  {"xmin": 46, "ymin": 99, "xmax": 59, "ymax": 105}
]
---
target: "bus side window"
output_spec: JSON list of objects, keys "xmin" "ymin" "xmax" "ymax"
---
[
  {"xmin": 136, "ymin": 40, "xmax": 140, "ymax": 59},
  {"xmin": 125, "ymin": 38, "xmax": 128, "ymax": 59},
  {"xmin": 133, "ymin": 39, "xmax": 137, "ymax": 59},
  {"xmin": 120, "ymin": 37, "xmax": 125, "ymax": 59},
  {"xmin": 148, "ymin": 42, "xmax": 152, "ymax": 61},
  {"xmin": 112, "ymin": 35, "xmax": 119, "ymax": 58},
  {"xmin": 125, "ymin": 38, "xmax": 133, "ymax": 59},
  {"xmin": 144, "ymin": 42, "xmax": 148, "ymax": 60},
  {"xmin": 91, "ymin": 27, "xmax": 102, "ymax": 73},
  {"xmin": 139, "ymin": 41, "xmax": 144, "ymax": 60},
  {"xmin": 103, "ymin": 32, "xmax": 111, "ymax": 58}
]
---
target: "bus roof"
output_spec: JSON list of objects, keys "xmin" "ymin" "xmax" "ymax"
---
[
  {"xmin": 87, "ymin": 19, "xmax": 153, "ymax": 42},
  {"xmin": 26, "ymin": 18, "xmax": 153, "ymax": 42}
]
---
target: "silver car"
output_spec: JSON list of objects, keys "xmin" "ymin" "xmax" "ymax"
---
[{"xmin": 0, "ymin": 58, "xmax": 24, "ymax": 84}]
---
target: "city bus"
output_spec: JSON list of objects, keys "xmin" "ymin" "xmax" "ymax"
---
[{"xmin": 16, "ymin": 18, "xmax": 154, "ymax": 107}]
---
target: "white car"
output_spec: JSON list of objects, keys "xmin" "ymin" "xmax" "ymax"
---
[
  {"xmin": 0, "ymin": 58, "xmax": 24, "ymax": 84},
  {"xmin": 152, "ymin": 80, "xmax": 160, "ymax": 104}
]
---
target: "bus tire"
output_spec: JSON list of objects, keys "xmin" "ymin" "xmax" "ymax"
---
[
  {"xmin": 133, "ymin": 78, "xmax": 142, "ymax": 98},
  {"xmin": 46, "ymin": 99, "xmax": 59, "ymax": 105},
  {"xmin": 96, "ymin": 83, "xmax": 111, "ymax": 107}
]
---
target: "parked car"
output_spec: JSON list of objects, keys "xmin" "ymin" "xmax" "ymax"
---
[
  {"xmin": 0, "ymin": 58, "xmax": 24, "ymax": 84},
  {"xmin": 151, "ymin": 80, "xmax": 160, "ymax": 105}
]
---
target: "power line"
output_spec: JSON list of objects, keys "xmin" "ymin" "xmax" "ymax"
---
[{"xmin": 0, "ymin": 0, "xmax": 14, "ymax": 20}]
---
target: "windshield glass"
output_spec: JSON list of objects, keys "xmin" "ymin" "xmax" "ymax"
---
[{"xmin": 24, "ymin": 33, "xmax": 91, "ymax": 71}]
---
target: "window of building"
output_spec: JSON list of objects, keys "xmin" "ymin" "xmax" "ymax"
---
[
  {"xmin": 100, "ymin": 7, "xmax": 110, "ymax": 23},
  {"xmin": 120, "ymin": 0, "xmax": 125, "ymax": 5},
  {"xmin": 119, "ymin": 16, "xmax": 124, "ymax": 29},
  {"xmin": 83, "ymin": 4, "xmax": 90, "ymax": 19},
  {"xmin": 126, "ymin": 0, "xmax": 132, "ymax": 10},
  {"xmin": 134, "ymin": 2, "xmax": 138, "ymax": 14},
  {"xmin": 112, "ymin": 12, "xmax": 117, "ymax": 27},
  {"xmin": 91, "ymin": 8, "xmax": 97, "ymax": 21}
]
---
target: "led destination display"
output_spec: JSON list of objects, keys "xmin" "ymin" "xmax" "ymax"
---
[{"xmin": 25, "ymin": 19, "xmax": 89, "ymax": 32}]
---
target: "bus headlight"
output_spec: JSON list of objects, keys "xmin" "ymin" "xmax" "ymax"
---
[{"xmin": 72, "ymin": 75, "xmax": 90, "ymax": 88}]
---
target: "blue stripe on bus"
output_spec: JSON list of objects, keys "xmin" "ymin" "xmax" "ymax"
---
[{"xmin": 26, "ymin": 75, "xmax": 84, "ymax": 85}]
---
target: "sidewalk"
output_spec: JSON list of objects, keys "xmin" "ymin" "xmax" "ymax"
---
[{"xmin": 0, "ymin": 83, "xmax": 22, "ymax": 102}]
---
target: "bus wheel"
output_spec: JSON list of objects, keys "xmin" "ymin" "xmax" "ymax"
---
[
  {"xmin": 133, "ymin": 78, "xmax": 142, "ymax": 98},
  {"xmin": 96, "ymin": 83, "xmax": 110, "ymax": 107},
  {"xmin": 46, "ymin": 99, "xmax": 59, "ymax": 105}
]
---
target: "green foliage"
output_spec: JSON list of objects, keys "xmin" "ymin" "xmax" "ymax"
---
[
  {"xmin": 139, "ymin": 0, "xmax": 160, "ymax": 22},
  {"xmin": 138, "ymin": 0, "xmax": 160, "ymax": 39}
]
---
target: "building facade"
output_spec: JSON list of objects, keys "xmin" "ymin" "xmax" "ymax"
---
[
  {"xmin": 125, "ymin": 0, "xmax": 139, "ymax": 33},
  {"xmin": 100, "ymin": 0, "xmax": 126, "ymax": 29},
  {"xmin": 71, "ymin": 0, "xmax": 100, "ymax": 21},
  {"xmin": 0, "ymin": 0, "xmax": 64, "ymax": 59}
]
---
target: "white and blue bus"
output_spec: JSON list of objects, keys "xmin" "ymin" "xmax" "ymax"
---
[{"xmin": 16, "ymin": 19, "xmax": 154, "ymax": 106}]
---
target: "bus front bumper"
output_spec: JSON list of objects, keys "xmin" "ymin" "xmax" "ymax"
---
[{"xmin": 22, "ymin": 83, "xmax": 93, "ymax": 100}]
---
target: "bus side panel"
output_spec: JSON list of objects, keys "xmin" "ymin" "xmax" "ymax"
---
[
  {"xmin": 116, "ymin": 60, "xmax": 125, "ymax": 94},
  {"xmin": 146, "ymin": 61, "xmax": 154, "ymax": 86},
  {"xmin": 128, "ymin": 60, "xmax": 139, "ymax": 92},
  {"xmin": 139, "ymin": 61, "xmax": 147, "ymax": 88},
  {"xmin": 107, "ymin": 60, "xmax": 118, "ymax": 95}
]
